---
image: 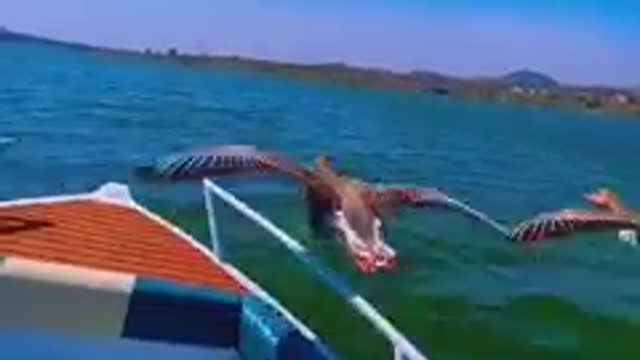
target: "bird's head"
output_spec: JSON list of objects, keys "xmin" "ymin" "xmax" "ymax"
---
[
  {"xmin": 333, "ymin": 205, "xmax": 396, "ymax": 273},
  {"xmin": 584, "ymin": 188, "xmax": 624, "ymax": 212},
  {"xmin": 315, "ymin": 154, "xmax": 334, "ymax": 169}
]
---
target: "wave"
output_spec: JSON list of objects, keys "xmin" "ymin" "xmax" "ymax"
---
[{"xmin": 0, "ymin": 136, "xmax": 17, "ymax": 148}]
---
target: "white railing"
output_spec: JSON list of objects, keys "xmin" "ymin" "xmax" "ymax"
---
[{"xmin": 202, "ymin": 178, "xmax": 428, "ymax": 360}]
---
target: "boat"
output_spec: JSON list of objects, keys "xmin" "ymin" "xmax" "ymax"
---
[{"xmin": 0, "ymin": 180, "xmax": 429, "ymax": 359}]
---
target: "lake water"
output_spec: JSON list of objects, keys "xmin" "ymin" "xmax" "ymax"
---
[{"xmin": 2, "ymin": 40, "xmax": 640, "ymax": 360}]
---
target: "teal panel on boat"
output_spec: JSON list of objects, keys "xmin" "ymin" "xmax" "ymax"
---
[
  {"xmin": 238, "ymin": 295, "xmax": 291, "ymax": 360},
  {"xmin": 239, "ymin": 295, "xmax": 338, "ymax": 360},
  {"xmin": 122, "ymin": 276, "xmax": 243, "ymax": 349}
]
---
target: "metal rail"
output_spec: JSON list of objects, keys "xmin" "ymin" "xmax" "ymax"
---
[{"xmin": 202, "ymin": 178, "xmax": 428, "ymax": 360}]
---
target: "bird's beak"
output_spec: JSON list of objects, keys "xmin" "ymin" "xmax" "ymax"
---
[{"xmin": 583, "ymin": 192, "xmax": 605, "ymax": 206}]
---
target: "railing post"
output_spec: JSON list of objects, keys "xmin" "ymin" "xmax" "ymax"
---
[
  {"xmin": 203, "ymin": 178, "xmax": 222, "ymax": 260},
  {"xmin": 394, "ymin": 346, "xmax": 403, "ymax": 360}
]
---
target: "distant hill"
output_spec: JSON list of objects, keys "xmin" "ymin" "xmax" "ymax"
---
[
  {"xmin": 501, "ymin": 70, "xmax": 559, "ymax": 89},
  {"xmin": 0, "ymin": 26, "xmax": 48, "ymax": 42},
  {"xmin": 0, "ymin": 26, "xmax": 93, "ymax": 50},
  {"xmin": 0, "ymin": 28, "xmax": 637, "ymax": 116},
  {"xmin": 409, "ymin": 70, "xmax": 457, "ymax": 86}
]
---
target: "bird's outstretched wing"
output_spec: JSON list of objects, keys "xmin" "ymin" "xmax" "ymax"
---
[
  {"xmin": 509, "ymin": 209, "xmax": 640, "ymax": 243},
  {"xmin": 135, "ymin": 144, "xmax": 308, "ymax": 182},
  {"xmin": 374, "ymin": 186, "xmax": 510, "ymax": 236}
]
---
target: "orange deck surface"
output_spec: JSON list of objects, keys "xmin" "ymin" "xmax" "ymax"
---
[{"xmin": 0, "ymin": 199, "xmax": 246, "ymax": 294}]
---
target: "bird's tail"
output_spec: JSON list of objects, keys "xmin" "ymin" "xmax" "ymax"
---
[{"xmin": 443, "ymin": 196, "xmax": 511, "ymax": 237}]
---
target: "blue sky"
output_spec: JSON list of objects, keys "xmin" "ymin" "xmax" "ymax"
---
[{"xmin": 1, "ymin": 0, "xmax": 638, "ymax": 86}]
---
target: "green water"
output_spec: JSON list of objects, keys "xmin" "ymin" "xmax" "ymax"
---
[{"xmin": 2, "ymin": 40, "xmax": 640, "ymax": 360}]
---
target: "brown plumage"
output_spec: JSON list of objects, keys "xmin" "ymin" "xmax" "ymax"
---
[
  {"xmin": 136, "ymin": 144, "xmax": 508, "ymax": 273},
  {"xmin": 508, "ymin": 188, "xmax": 639, "ymax": 243}
]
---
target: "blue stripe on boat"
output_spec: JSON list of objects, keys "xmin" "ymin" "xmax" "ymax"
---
[
  {"xmin": 122, "ymin": 277, "xmax": 242, "ymax": 348},
  {"xmin": 239, "ymin": 296, "xmax": 338, "ymax": 360},
  {"xmin": 238, "ymin": 295, "xmax": 289, "ymax": 360},
  {"xmin": 278, "ymin": 329, "xmax": 336, "ymax": 360}
]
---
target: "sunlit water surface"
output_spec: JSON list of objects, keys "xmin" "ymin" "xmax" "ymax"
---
[{"xmin": 2, "ymin": 41, "xmax": 640, "ymax": 360}]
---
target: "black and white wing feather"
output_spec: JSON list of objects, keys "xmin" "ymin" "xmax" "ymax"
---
[
  {"xmin": 509, "ymin": 209, "xmax": 640, "ymax": 242},
  {"xmin": 135, "ymin": 144, "xmax": 308, "ymax": 182}
]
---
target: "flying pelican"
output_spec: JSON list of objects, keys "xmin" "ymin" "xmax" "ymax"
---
[
  {"xmin": 508, "ymin": 188, "xmax": 639, "ymax": 245},
  {"xmin": 136, "ymin": 144, "xmax": 509, "ymax": 273}
]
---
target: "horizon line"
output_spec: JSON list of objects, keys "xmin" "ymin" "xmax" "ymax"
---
[{"xmin": 2, "ymin": 25, "xmax": 637, "ymax": 91}]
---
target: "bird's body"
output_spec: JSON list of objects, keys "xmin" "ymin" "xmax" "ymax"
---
[{"xmin": 137, "ymin": 144, "xmax": 507, "ymax": 273}]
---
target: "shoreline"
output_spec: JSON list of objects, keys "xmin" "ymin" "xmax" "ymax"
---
[
  {"xmin": 2, "ymin": 28, "xmax": 639, "ymax": 118},
  {"xmin": 108, "ymin": 49, "xmax": 640, "ymax": 119}
]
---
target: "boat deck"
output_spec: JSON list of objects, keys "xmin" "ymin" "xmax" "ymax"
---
[
  {"xmin": 0, "ymin": 193, "xmax": 245, "ymax": 293},
  {"xmin": 0, "ymin": 183, "xmax": 335, "ymax": 360}
]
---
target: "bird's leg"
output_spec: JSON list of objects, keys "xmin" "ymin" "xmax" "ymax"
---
[{"xmin": 369, "ymin": 217, "xmax": 397, "ymax": 271}]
